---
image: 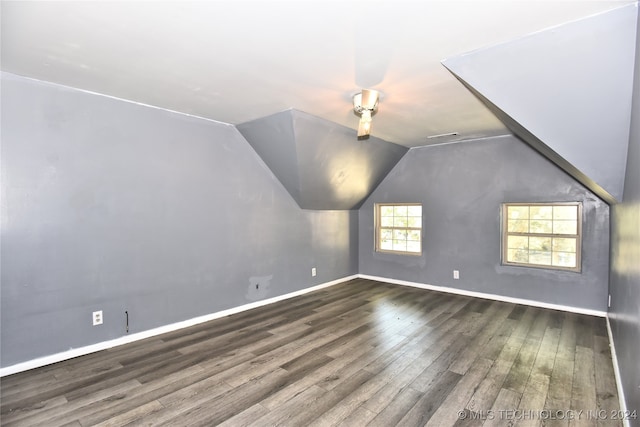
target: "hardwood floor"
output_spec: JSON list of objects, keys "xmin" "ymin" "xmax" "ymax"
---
[{"xmin": 0, "ymin": 279, "xmax": 621, "ymax": 426}]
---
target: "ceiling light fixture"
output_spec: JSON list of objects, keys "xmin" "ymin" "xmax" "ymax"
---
[{"xmin": 353, "ymin": 89, "xmax": 379, "ymax": 139}]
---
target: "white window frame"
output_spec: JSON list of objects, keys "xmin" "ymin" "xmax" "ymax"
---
[
  {"xmin": 501, "ymin": 202, "xmax": 582, "ymax": 272},
  {"xmin": 375, "ymin": 203, "xmax": 422, "ymax": 256}
]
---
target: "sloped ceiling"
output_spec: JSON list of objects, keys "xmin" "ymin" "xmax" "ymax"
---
[
  {"xmin": 1, "ymin": 1, "xmax": 633, "ymax": 147},
  {"xmin": 443, "ymin": 3, "xmax": 638, "ymax": 203},
  {"xmin": 237, "ymin": 110, "xmax": 408, "ymax": 210},
  {"xmin": 2, "ymin": 1, "xmax": 638, "ymax": 208}
]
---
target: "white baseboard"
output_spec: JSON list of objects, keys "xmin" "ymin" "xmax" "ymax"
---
[
  {"xmin": 0, "ymin": 274, "xmax": 358, "ymax": 377},
  {"xmin": 0, "ymin": 273, "xmax": 609, "ymax": 377},
  {"xmin": 357, "ymin": 274, "xmax": 608, "ymax": 317},
  {"xmin": 606, "ymin": 316, "xmax": 632, "ymax": 427}
]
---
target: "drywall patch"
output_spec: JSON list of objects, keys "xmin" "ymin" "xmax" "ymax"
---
[{"xmin": 246, "ymin": 275, "xmax": 273, "ymax": 301}]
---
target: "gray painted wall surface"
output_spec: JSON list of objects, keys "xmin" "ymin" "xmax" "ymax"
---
[
  {"xmin": 359, "ymin": 135, "xmax": 610, "ymax": 311},
  {"xmin": 609, "ymin": 4, "xmax": 640, "ymax": 422},
  {"xmin": 0, "ymin": 72, "xmax": 358, "ymax": 368},
  {"xmin": 442, "ymin": 4, "xmax": 637, "ymax": 202},
  {"xmin": 237, "ymin": 110, "xmax": 407, "ymax": 210}
]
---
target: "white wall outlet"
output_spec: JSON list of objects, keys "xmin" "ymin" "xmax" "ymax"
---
[
  {"xmin": 93, "ymin": 310, "xmax": 103, "ymax": 326},
  {"xmin": 311, "ymin": 267, "xmax": 317, "ymax": 277},
  {"xmin": 608, "ymin": 294, "xmax": 612, "ymax": 308},
  {"xmin": 453, "ymin": 270, "xmax": 460, "ymax": 280}
]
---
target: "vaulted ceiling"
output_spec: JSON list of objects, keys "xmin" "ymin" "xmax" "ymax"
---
[
  {"xmin": 2, "ymin": 1, "xmax": 637, "ymax": 208},
  {"xmin": 1, "ymin": 1, "xmax": 632, "ymax": 147}
]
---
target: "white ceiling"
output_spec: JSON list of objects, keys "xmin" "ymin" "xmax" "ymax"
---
[{"xmin": 1, "ymin": 0, "xmax": 633, "ymax": 147}]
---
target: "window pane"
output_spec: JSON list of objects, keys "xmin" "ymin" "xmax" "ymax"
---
[
  {"xmin": 552, "ymin": 237, "xmax": 576, "ymax": 253},
  {"xmin": 393, "ymin": 216, "xmax": 408, "ymax": 227},
  {"xmin": 553, "ymin": 252, "xmax": 576, "ymax": 267},
  {"xmin": 530, "ymin": 220, "xmax": 552, "ymax": 234},
  {"xmin": 393, "ymin": 240, "xmax": 406, "ymax": 251},
  {"xmin": 381, "ymin": 217, "xmax": 393, "ymax": 227},
  {"xmin": 407, "ymin": 241, "xmax": 421, "ymax": 253},
  {"xmin": 376, "ymin": 204, "xmax": 422, "ymax": 255},
  {"xmin": 531, "ymin": 206, "xmax": 552, "ymax": 219},
  {"xmin": 380, "ymin": 229, "xmax": 393, "ymax": 240},
  {"xmin": 554, "ymin": 205, "xmax": 577, "ymax": 220},
  {"xmin": 530, "ymin": 251, "xmax": 552, "ymax": 265},
  {"xmin": 508, "ymin": 219, "xmax": 528, "ymax": 233},
  {"xmin": 393, "ymin": 229, "xmax": 407, "ymax": 240},
  {"xmin": 380, "ymin": 206, "xmax": 394, "ymax": 216},
  {"xmin": 394, "ymin": 206, "xmax": 407, "ymax": 216},
  {"xmin": 508, "ymin": 206, "xmax": 529, "ymax": 220},
  {"xmin": 507, "ymin": 236, "xmax": 528, "ymax": 250},
  {"xmin": 553, "ymin": 220, "xmax": 577, "ymax": 235},
  {"xmin": 407, "ymin": 216, "xmax": 421, "ymax": 228},
  {"xmin": 507, "ymin": 249, "xmax": 528, "ymax": 263},
  {"xmin": 529, "ymin": 237, "xmax": 551, "ymax": 251},
  {"xmin": 407, "ymin": 205, "xmax": 422, "ymax": 216},
  {"xmin": 503, "ymin": 203, "xmax": 581, "ymax": 271},
  {"xmin": 407, "ymin": 230, "xmax": 421, "ymax": 241}
]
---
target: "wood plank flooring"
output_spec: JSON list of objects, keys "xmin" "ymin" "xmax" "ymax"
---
[{"xmin": 0, "ymin": 279, "xmax": 621, "ymax": 426}]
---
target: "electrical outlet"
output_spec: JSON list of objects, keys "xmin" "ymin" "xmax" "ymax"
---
[
  {"xmin": 608, "ymin": 294, "xmax": 611, "ymax": 308},
  {"xmin": 453, "ymin": 270, "xmax": 460, "ymax": 280},
  {"xmin": 93, "ymin": 310, "xmax": 103, "ymax": 326},
  {"xmin": 311, "ymin": 267, "xmax": 317, "ymax": 277}
]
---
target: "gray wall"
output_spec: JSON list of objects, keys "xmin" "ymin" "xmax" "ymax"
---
[
  {"xmin": 237, "ymin": 110, "xmax": 408, "ymax": 210},
  {"xmin": 359, "ymin": 135, "xmax": 610, "ymax": 311},
  {"xmin": 0, "ymin": 72, "xmax": 358, "ymax": 368},
  {"xmin": 609, "ymin": 4, "xmax": 640, "ymax": 422}
]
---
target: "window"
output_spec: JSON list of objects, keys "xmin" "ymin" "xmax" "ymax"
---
[
  {"xmin": 375, "ymin": 203, "xmax": 422, "ymax": 255},
  {"xmin": 502, "ymin": 202, "xmax": 582, "ymax": 272}
]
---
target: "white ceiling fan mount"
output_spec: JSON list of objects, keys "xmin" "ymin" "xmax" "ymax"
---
[{"xmin": 353, "ymin": 89, "xmax": 380, "ymax": 139}]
